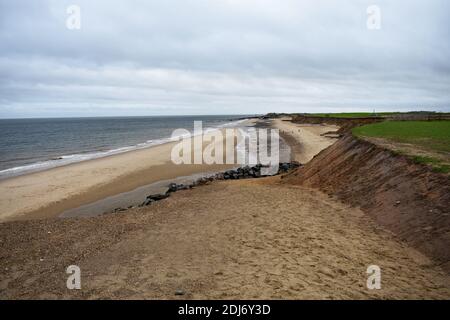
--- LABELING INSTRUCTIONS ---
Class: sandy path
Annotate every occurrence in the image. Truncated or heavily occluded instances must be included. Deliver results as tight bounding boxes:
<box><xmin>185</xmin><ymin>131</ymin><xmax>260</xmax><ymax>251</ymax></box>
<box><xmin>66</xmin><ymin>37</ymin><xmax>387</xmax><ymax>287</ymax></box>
<box><xmin>271</xmin><ymin>118</ymin><xmax>339</xmax><ymax>163</ymax></box>
<box><xmin>1</xmin><ymin>178</ymin><xmax>448</xmax><ymax>299</ymax></box>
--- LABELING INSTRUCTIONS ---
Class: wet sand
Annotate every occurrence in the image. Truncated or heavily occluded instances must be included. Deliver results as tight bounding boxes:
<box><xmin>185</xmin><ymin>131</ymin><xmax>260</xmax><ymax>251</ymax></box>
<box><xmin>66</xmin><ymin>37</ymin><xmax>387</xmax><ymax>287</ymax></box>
<box><xmin>0</xmin><ymin>125</ymin><xmax>249</xmax><ymax>222</ymax></box>
<box><xmin>1</xmin><ymin>118</ymin><xmax>449</xmax><ymax>299</ymax></box>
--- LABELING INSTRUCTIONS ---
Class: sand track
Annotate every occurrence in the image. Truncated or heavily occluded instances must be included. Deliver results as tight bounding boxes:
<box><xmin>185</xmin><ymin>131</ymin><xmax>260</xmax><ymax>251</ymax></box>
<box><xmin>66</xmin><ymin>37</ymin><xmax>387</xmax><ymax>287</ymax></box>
<box><xmin>1</xmin><ymin>178</ymin><xmax>448</xmax><ymax>299</ymax></box>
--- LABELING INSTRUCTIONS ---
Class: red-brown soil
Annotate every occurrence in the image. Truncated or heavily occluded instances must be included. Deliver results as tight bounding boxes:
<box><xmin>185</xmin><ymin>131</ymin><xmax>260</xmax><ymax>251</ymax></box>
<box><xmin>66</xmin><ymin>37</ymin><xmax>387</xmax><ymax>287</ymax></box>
<box><xmin>291</xmin><ymin>115</ymin><xmax>383</xmax><ymax>134</ymax></box>
<box><xmin>282</xmin><ymin>134</ymin><xmax>450</xmax><ymax>272</ymax></box>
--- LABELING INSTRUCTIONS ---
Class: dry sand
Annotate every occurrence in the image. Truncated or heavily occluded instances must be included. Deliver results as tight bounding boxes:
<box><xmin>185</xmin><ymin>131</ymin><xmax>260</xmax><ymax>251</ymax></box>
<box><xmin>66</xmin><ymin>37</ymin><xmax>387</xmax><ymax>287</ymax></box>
<box><xmin>1</xmin><ymin>178</ymin><xmax>448</xmax><ymax>299</ymax></box>
<box><xmin>0</xmin><ymin>126</ymin><xmax>247</xmax><ymax>222</ymax></box>
<box><xmin>271</xmin><ymin>118</ymin><xmax>339</xmax><ymax>163</ymax></box>
<box><xmin>1</xmin><ymin>117</ymin><xmax>448</xmax><ymax>299</ymax></box>
<box><xmin>0</xmin><ymin>117</ymin><xmax>332</xmax><ymax>222</ymax></box>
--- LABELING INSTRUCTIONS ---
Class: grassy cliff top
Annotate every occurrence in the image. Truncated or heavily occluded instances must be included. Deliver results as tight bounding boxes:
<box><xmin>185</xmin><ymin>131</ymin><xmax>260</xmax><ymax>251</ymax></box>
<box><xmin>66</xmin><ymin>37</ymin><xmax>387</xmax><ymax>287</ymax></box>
<box><xmin>352</xmin><ymin>120</ymin><xmax>450</xmax><ymax>173</ymax></box>
<box><xmin>307</xmin><ymin>112</ymin><xmax>450</xmax><ymax>119</ymax></box>
<box><xmin>310</xmin><ymin>112</ymin><xmax>396</xmax><ymax>118</ymax></box>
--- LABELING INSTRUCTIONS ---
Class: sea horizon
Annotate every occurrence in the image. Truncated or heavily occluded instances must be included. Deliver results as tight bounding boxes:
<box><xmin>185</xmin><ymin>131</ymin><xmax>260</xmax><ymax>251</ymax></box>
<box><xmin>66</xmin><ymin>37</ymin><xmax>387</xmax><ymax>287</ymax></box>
<box><xmin>0</xmin><ymin>113</ymin><xmax>261</xmax><ymax>120</ymax></box>
<box><xmin>0</xmin><ymin>115</ymin><xmax>255</xmax><ymax>179</ymax></box>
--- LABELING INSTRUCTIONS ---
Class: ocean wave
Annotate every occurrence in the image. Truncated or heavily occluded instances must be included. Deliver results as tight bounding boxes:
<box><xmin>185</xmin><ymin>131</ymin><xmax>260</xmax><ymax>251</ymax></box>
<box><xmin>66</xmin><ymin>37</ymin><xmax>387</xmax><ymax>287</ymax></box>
<box><xmin>0</xmin><ymin>118</ymin><xmax>249</xmax><ymax>179</ymax></box>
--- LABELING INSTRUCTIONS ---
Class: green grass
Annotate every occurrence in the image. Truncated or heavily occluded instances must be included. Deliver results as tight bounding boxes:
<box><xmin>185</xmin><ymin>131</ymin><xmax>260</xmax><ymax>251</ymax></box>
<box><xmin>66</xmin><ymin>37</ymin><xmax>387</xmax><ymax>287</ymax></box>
<box><xmin>433</xmin><ymin>165</ymin><xmax>450</xmax><ymax>173</ymax></box>
<box><xmin>412</xmin><ymin>156</ymin><xmax>450</xmax><ymax>173</ymax></box>
<box><xmin>309</xmin><ymin>112</ymin><xmax>397</xmax><ymax>118</ymax></box>
<box><xmin>307</xmin><ymin>112</ymin><xmax>450</xmax><ymax>119</ymax></box>
<box><xmin>352</xmin><ymin>120</ymin><xmax>450</xmax><ymax>173</ymax></box>
<box><xmin>352</xmin><ymin>121</ymin><xmax>450</xmax><ymax>153</ymax></box>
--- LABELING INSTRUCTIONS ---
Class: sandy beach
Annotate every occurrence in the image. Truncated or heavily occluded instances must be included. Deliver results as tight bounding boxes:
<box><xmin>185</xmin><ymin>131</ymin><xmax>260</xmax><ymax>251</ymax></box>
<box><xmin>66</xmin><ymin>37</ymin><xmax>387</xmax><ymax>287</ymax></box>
<box><xmin>1</xmin><ymin>117</ymin><xmax>449</xmax><ymax>299</ymax></box>
<box><xmin>272</xmin><ymin>117</ymin><xmax>339</xmax><ymax>163</ymax></box>
<box><xmin>0</xmin><ymin>118</ymin><xmax>334</xmax><ymax>222</ymax></box>
<box><xmin>0</xmin><ymin>124</ymin><xmax>253</xmax><ymax>222</ymax></box>
<box><xmin>1</xmin><ymin>174</ymin><xmax>449</xmax><ymax>299</ymax></box>
<box><xmin>3</xmin><ymin>0</ymin><xmax>449</xmax><ymax>303</ymax></box>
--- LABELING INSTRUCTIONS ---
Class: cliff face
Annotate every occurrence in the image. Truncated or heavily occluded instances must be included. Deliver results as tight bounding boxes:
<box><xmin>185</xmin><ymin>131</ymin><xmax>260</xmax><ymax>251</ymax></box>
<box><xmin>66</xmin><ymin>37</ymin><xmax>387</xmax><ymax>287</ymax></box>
<box><xmin>283</xmin><ymin>134</ymin><xmax>450</xmax><ymax>272</ymax></box>
<box><xmin>291</xmin><ymin>116</ymin><xmax>383</xmax><ymax>134</ymax></box>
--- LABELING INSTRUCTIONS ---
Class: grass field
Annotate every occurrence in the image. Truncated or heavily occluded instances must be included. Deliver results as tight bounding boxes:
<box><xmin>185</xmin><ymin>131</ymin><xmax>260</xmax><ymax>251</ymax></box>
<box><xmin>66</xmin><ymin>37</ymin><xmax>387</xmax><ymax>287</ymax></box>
<box><xmin>352</xmin><ymin>120</ymin><xmax>450</xmax><ymax>173</ymax></box>
<box><xmin>307</xmin><ymin>112</ymin><xmax>449</xmax><ymax>118</ymax></box>
<box><xmin>310</xmin><ymin>112</ymin><xmax>397</xmax><ymax>118</ymax></box>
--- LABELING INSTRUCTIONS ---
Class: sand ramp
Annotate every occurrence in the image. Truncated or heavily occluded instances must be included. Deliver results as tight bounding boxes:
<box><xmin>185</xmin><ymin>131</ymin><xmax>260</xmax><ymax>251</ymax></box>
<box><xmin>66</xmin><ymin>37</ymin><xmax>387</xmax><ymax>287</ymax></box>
<box><xmin>1</xmin><ymin>178</ymin><xmax>448</xmax><ymax>299</ymax></box>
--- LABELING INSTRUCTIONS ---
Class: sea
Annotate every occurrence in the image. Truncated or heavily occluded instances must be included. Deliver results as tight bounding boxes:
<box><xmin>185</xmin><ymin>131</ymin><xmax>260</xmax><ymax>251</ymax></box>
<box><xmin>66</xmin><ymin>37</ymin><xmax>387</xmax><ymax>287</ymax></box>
<box><xmin>0</xmin><ymin>115</ymin><xmax>255</xmax><ymax>179</ymax></box>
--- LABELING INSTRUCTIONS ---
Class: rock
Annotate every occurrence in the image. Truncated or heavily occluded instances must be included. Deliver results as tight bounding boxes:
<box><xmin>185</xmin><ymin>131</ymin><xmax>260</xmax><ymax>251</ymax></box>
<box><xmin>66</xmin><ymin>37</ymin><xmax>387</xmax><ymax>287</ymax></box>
<box><xmin>168</xmin><ymin>183</ymin><xmax>190</xmax><ymax>192</ymax></box>
<box><xmin>137</xmin><ymin>161</ymin><xmax>301</xmax><ymax>209</ymax></box>
<box><xmin>140</xmin><ymin>192</ymin><xmax>170</xmax><ymax>207</ymax></box>
<box><xmin>168</xmin><ymin>183</ymin><xmax>178</xmax><ymax>192</ymax></box>
<box><xmin>147</xmin><ymin>193</ymin><xmax>169</xmax><ymax>201</ymax></box>
<box><xmin>140</xmin><ymin>199</ymin><xmax>154</xmax><ymax>206</ymax></box>
<box><xmin>175</xmin><ymin>289</ymin><xmax>185</xmax><ymax>296</ymax></box>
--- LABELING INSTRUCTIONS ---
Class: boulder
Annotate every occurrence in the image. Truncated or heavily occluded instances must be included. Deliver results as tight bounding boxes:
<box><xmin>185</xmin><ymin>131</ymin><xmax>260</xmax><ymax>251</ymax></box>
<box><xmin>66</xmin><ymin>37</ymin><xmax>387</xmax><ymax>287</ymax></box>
<box><xmin>139</xmin><ymin>192</ymin><xmax>170</xmax><ymax>207</ymax></box>
<box><xmin>168</xmin><ymin>183</ymin><xmax>178</xmax><ymax>192</ymax></box>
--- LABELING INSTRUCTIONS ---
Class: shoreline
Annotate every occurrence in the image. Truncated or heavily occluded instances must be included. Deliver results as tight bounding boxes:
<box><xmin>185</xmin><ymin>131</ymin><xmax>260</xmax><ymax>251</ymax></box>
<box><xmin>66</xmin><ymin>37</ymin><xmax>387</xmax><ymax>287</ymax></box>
<box><xmin>0</xmin><ymin>120</ymin><xmax>257</xmax><ymax>222</ymax></box>
<box><xmin>0</xmin><ymin>118</ymin><xmax>338</xmax><ymax>222</ymax></box>
<box><xmin>2</xmin><ymin>117</ymin><xmax>448</xmax><ymax>299</ymax></box>
<box><xmin>0</xmin><ymin>118</ymin><xmax>251</xmax><ymax>181</ymax></box>
<box><xmin>269</xmin><ymin>117</ymin><xmax>340</xmax><ymax>163</ymax></box>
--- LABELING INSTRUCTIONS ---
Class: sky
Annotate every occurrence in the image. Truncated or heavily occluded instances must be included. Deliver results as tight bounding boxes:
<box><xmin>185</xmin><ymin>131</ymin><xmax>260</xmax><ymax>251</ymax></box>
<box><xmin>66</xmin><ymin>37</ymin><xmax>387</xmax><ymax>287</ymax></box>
<box><xmin>0</xmin><ymin>0</ymin><xmax>449</xmax><ymax>118</ymax></box>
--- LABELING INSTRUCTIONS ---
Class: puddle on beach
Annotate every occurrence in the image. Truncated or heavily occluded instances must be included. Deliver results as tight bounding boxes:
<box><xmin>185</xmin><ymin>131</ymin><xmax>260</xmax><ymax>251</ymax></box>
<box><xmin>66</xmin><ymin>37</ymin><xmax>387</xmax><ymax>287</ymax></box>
<box><xmin>59</xmin><ymin>171</ymin><xmax>221</xmax><ymax>218</ymax></box>
<box><xmin>60</xmin><ymin>134</ymin><xmax>292</xmax><ymax>218</ymax></box>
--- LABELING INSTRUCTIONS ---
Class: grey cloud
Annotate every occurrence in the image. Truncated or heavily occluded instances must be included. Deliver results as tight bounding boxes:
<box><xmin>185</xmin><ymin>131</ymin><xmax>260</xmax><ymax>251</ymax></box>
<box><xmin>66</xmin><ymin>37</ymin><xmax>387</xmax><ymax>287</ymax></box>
<box><xmin>0</xmin><ymin>0</ymin><xmax>449</xmax><ymax>117</ymax></box>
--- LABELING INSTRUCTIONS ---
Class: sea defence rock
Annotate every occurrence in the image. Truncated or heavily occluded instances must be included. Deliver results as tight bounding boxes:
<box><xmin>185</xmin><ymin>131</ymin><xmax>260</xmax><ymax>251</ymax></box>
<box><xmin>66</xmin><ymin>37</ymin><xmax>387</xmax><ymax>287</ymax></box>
<box><xmin>140</xmin><ymin>192</ymin><xmax>170</xmax><ymax>206</ymax></box>
<box><xmin>137</xmin><ymin>162</ymin><xmax>301</xmax><ymax>208</ymax></box>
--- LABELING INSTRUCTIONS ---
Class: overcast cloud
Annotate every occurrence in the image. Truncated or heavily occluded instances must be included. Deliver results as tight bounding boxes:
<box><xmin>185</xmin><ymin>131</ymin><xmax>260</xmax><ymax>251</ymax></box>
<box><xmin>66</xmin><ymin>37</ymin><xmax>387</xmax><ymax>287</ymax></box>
<box><xmin>0</xmin><ymin>0</ymin><xmax>449</xmax><ymax>117</ymax></box>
